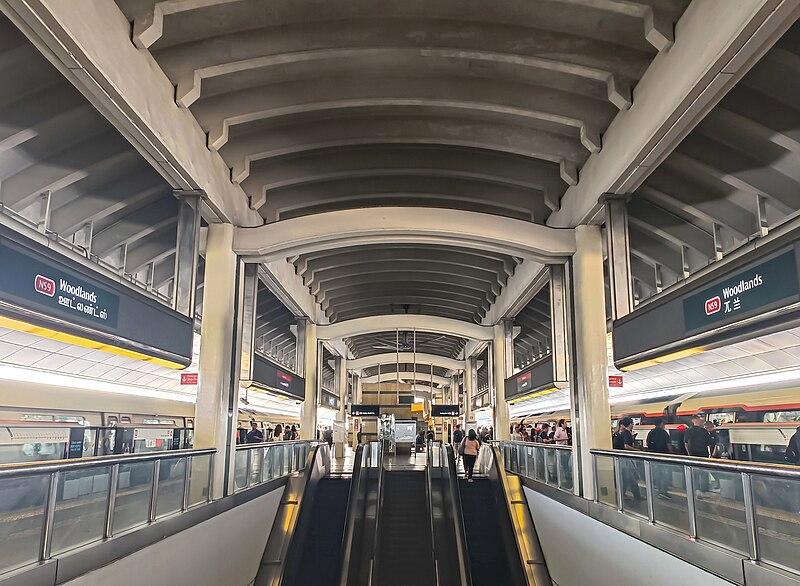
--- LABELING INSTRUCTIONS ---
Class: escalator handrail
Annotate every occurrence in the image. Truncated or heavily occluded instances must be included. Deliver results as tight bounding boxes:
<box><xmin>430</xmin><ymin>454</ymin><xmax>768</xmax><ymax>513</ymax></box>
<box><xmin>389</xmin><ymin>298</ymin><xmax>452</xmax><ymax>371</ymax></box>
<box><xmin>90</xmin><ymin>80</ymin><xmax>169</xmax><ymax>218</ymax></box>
<box><xmin>337</xmin><ymin>443</ymin><xmax>365</xmax><ymax>586</ymax></box>
<box><xmin>442</xmin><ymin>443</ymin><xmax>473</xmax><ymax>586</ymax></box>
<box><xmin>368</xmin><ymin>443</ymin><xmax>386</xmax><ymax>585</ymax></box>
<box><xmin>425</xmin><ymin>442</ymin><xmax>442</xmax><ymax>585</ymax></box>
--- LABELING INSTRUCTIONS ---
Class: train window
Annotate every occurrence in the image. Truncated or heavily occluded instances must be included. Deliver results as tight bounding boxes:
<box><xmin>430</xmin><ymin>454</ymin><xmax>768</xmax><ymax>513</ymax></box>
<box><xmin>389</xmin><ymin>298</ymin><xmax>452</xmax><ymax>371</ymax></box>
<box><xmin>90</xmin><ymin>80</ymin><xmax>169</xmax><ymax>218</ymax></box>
<box><xmin>711</xmin><ymin>412</ymin><xmax>737</xmax><ymax>425</ymax></box>
<box><xmin>120</xmin><ymin>416</ymin><xmax>132</xmax><ymax>424</ymax></box>
<box><xmin>142</xmin><ymin>418</ymin><xmax>176</xmax><ymax>425</ymax></box>
<box><xmin>763</xmin><ymin>411</ymin><xmax>800</xmax><ymax>423</ymax></box>
<box><xmin>20</xmin><ymin>414</ymin><xmax>55</xmax><ymax>422</ymax></box>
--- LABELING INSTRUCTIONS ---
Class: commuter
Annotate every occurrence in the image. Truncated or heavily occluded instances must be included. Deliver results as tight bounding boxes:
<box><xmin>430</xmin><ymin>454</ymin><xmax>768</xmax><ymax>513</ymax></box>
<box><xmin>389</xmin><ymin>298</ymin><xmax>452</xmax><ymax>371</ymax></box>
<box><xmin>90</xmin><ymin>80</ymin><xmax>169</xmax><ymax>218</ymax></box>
<box><xmin>460</xmin><ymin>429</ymin><xmax>481</xmax><ymax>482</ymax></box>
<box><xmin>323</xmin><ymin>426</ymin><xmax>333</xmax><ymax>448</ymax></box>
<box><xmin>246</xmin><ymin>421</ymin><xmax>264</xmax><ymax>444</ymax></box>
<box><xmin>684</xmin><ymin>415</ymin><xmax>713</xmax><ymax>496</ymax></box>
<box><xmin>538</xmin><ymin>424</ymin><xmax>553</xmax><ymax>444</ymax></box>
<box><xmin>290</xmin><ymin>425</ymin><xmax>299</xmax><ymax>440</ymax></box>
<box><xmin>613</xmin><ymin>417</ymin><xmax>642</xmax><ymax>501</ymax></box>
<box><xmin>554</xmin><ymin>419</ymin><xmax>569</xmax><ymax>445</ymax></box>
<box><xmin>273</xmin><ymin>424</ymin><xmax>283</xmax><ymax>442</ymax></box>
<box><xmin>785</xmin><ymin>426</ymin><xmax>800</xmax><ymax>465</ymax></box>
<box><xmin>511</xmin><ymin>425</ymin><xmax>524</xmax><ymax>441</ymax></box>
<box><xmin>236</xmin><ymin>424</ymin><xmax>247</xmax><ymax>445</ymax></box>
<box><xmin>646</xmin><ymin>418</ymin><xmax>672</xmax><ymax>499</ymax></box>
<box><xmin>426</xmin><ymin>429</ymin><xmax>435</xmax><ymax>442</ymax></box>
<box><xmin>452</xmin><ymin>424</ymin><xmax>465</xmax><ymax>460</ymax></box>
<box><xmin>704</xmin><ymin>421</ymin><xmax>720</xmax><ymax>458</ymax></box>
<box><xmin>415</xmin><ymin>430</ymin><xmax>425</xmax><ymax>452</ymax></box>
<box><xmin>357</xmin><ymin>429</ymin><xmax>364</xmax><ymax>445</ymax></box>
<box><xmin>488</xmin><ymin>426</ymin><xmax>494</xmax><ymax>441</ymax></box>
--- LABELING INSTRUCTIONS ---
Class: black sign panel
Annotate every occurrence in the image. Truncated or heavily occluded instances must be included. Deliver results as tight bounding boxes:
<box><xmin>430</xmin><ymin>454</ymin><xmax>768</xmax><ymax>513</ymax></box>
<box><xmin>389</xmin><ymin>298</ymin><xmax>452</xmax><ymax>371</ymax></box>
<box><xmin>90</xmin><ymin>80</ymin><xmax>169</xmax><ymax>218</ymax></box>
<box><xmin>683</xmin><ymin>249</ymin><xmax>799</xmax><ymax>333</ymax></box>
<box><xmin>432</xmin><ymin>404</ymin><xmax>460</xmax><ymax>417</ymax></box>
<box><xmin>251</xmin><ymin>353</ymin><xmax>305</xmax><ymax>401</ymax></box>
<box><xmin>67</xmin><ymin>428</ymin><xmax>85</xmax><ymax>459</ymax></box>
<box><xmin>471</xmin><ymin>392</ymin><xmax>487</xmax><ymax>411</ymax></box>
<box><xmin>321</xmin><ymin>390</ymin><xmax>340</xmax><ymax>410</ymax></box>
<box><xmin>398</xmin><ymin>395</ymin><xmax>414</xmax><ymax>405</ymax></box>
<box><xmin>0</xmin><ymin>227</ymin><xmax>192</xmax><ymax>366</ymax></box>
<box><xmin>614</xmin><ymin>241</ymin><xmax>800</xmax><ymax>369</ymax></box>
<box><xmin>351</xmin><ymin>404</ymin><xmax>380</xmax><ymax>417</ymax></box>
<box><xmin>504</xmin><ymin>354</ymin><xmax>564</xmax><ymax>402</ymax></box>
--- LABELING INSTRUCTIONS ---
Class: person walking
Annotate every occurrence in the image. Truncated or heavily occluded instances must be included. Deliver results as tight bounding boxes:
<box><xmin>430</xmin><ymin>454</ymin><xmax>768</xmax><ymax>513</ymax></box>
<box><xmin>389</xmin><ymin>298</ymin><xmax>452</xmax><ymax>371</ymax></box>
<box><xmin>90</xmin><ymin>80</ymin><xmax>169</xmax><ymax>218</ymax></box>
<box><xmin>246</xmin><ymin>421</ymin><xmax>264</xmax><ymax>444</ymax></box>
<box><xmin>460</xmin><ymin>429</ymin><xmax>481</xmax><ymax>482</ymax></box>
<box><xmin>785</xmin><ymin>426</ymin><xmax>800</xmax><ymax>465</ymax></box>
<box><xmin>323</xmin><ymin>426</ymin><xmax>333</xmax><ymax>448</ymax></box>
<box><xmin>646</xmin><ymin>418</ymin><xmax>672</xmax><ymax>499</ymax></box>
<box><xmin>613</xmin><ymin>417</ymin><xmax>642</xmax><ymax>501</ymax></box>
<box><xmin>452</xmin><ymin>424</ymin><xmax>465</xmax><ymax>461</ymax></box>
<box><xmin>684</xmin><ymin>415</ymin><xmax>713</xmax><ymax>496</ymax></box>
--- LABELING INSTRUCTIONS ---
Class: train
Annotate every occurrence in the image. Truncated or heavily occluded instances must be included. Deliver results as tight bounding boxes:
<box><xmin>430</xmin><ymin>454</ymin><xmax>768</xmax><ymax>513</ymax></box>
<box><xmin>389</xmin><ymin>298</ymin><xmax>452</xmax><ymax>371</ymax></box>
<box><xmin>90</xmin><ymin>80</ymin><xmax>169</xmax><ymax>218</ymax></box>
<box><xmin>0</xmin><ymin>378</ymin><xmax>300</xmax><ymax>465</ymax></box>
<box><xmin>511</xmin><ymin>386</ymin><xmax>800</xmax><ymax>464</ymax></box>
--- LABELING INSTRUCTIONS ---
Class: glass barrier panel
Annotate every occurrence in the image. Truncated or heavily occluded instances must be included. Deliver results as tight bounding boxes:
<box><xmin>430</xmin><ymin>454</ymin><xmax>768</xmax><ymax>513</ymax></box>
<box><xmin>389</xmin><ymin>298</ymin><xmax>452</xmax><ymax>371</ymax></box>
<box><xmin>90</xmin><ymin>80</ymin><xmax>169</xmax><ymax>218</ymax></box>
<box><xmin>188</xmin><ymin>454</ymin><xmax>212</xmax><ymax>507</ymax></box>
<box><xmin>753</xmin><ymin>474</ymin><xmax>800</xmax><ymax>573</ymax></box>
<box><xmin>620</xmin><ymin>459</ymin><xmax>648</xmax><ymax>519</ymax></box>
<box><xmin>0</xmin><ymin>475</ymin><xmax>48</xmax><ymax>574</ymax></box>
<box><xmin>545</xmin><ymin>448</ymin><xmax>558</xmax><ymax>485</ymax></box>
<box><xmin>155</xmin><ymin>458</ymin><xmax>186</xmax><ymax>519</ymax></box>
<box><xmin>234</xmin><ymin>450</ymin><xmax>248</xmax><ymax>492</ymax></box>
<box><xmin>113</xmin><ymin>461</ymin><xmax>154</xmax><ymax>534</ymax></box>
<box><xmin>651</xmin><ymin>461</ymin><xmax>689</xmax><ymax>534</ymax></box>
<box><xmin>262</xmin><ymin>447</ymin><xmax>275</xmax><ymax>482</ymax></box>
<box><xmin>558</xmin><ymin>450</ymin><xmax>574</xmax><ymax>491</ymax></box>
<box><xmin>525</xmin><ymin>446</ymin><xmax>535</xmax><ymax>479</ymax></box>
<box><xmin>51</xmin><ymin>467</ymin><xmax>111</xmax><ymax>555</ymax></box>
<box><xmin>283</xmin><ymin>445</ymin><xmax>291</xmax><ymax>476</ymax></box>
<box><xmin>594</xmin><ymin>455</ymin><xmax>617</xmax><ymax>507</ymax></box>
<box><xmin>534</xmin><ymin>447</ymin><xmax>546</xmax><ymax>482</ymax></box>
<box><xmin>248</xmin><ymin>448</ymin><xmax>262</xmax><ymax>487</ymax></box>
<box><xmin>692</xmin><ymin>468</ymin><xmax>748</xmax><ymax>555</ymax></box>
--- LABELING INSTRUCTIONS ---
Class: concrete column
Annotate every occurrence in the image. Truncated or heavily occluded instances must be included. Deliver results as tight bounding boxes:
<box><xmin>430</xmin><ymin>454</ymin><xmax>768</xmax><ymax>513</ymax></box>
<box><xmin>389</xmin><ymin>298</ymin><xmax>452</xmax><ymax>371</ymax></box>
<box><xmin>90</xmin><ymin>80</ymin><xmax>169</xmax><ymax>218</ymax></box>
<box><xmin>571</xmin><ymin>225</ymin><xmax>611</xmax><ymax>499</ymax></box>
<box><xmin>355</xmin><ymin>375</ymin><xmax>363</xmax><ymax>404</ymax></box>
<box><xmin>336</xmin><ymin>356</ymin><xmax>348</xmax><ymax>423</ymax></box>
<box><xmin>300</xmin><ymin>321</ymin><xmax>318</xmax><ymax>440</ymax></box>
<box><xmin>492</xmin><ymin>319</ymin><xmax>513</xmax><ymax>440</ymax></box>
<box><xmin>195</xmin><ymin>224</ymin><xmax>239</xmax><ymax>500</ymax></box>
<box><xmin>464</xmin><ymin>358</ymin><xmax>475</xmax><ymax>424</ymax></box>
<box><xmin>604</xmin><ymin>196</ymin><xmax>633</xmax><ymax>321</ymax></box>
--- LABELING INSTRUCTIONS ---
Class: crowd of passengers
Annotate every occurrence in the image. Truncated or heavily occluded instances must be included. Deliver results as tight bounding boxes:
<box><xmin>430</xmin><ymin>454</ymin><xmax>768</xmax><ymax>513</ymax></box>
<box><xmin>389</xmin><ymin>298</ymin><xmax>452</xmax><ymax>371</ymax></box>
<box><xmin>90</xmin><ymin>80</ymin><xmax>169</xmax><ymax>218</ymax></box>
<box><xmin>236</xmin><ymin>421</ymin><xmax>299</xmax><ymax>444</ymax></box>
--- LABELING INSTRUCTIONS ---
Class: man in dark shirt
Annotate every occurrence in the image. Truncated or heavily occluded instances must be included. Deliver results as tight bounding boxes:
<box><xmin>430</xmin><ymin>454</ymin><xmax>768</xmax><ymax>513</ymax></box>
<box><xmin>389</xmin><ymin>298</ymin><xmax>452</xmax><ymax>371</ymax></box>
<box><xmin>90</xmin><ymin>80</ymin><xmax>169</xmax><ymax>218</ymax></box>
<box><xmin>613</xmin><ymin>417</ymin><xmax>641</xmax><ymax>501</ymax></box>
<box><xmin>786</xmin><ymin>426</ymin><xmax>800</xmax><ymax>465</ymax></box>
<box><xmin>246</xmin><ymin>421</ymin><xmax>264</xmax><ymax>444</ymax></box>
<box><xmin>684</xmin><ymin>415</ymin><xmax>712</xmax><ymax>495</ymax></box>
<box><xmin>646</xmin><ymin>418</ymin><xmax>672</xmax><ymax>499</ymax></box>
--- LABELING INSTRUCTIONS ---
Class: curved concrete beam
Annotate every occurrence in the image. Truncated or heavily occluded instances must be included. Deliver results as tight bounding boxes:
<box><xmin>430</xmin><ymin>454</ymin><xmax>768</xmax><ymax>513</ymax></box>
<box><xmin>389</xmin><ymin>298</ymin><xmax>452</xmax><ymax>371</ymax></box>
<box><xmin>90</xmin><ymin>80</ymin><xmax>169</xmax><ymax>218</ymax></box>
<box><xmin>194</xmin><ymin>78</ymin><xmax>609</xmax><ymax>153</ymax></box>
<box><xmin>361</xmin><ymin>373</ymin><xmax>452</xmax><ymax>387</ymax></box>
<box><xmin>220</xmin><ymin>116</ymin><xmax>586</xmax><ymax>187</ymax></box>
<box><xmin>317</xmin><ymin>315</ymin><xmax>494</xmax><ymax>342</ymax></box>
<box><xmin>349</xmin><ymin>353</ymin><xmax>464</xmax><ymax>372</ymax></box>
<box><xmin>233</xmin><ymin>207</ymin><xmax>576</xmax><ymax>262</ymax></box>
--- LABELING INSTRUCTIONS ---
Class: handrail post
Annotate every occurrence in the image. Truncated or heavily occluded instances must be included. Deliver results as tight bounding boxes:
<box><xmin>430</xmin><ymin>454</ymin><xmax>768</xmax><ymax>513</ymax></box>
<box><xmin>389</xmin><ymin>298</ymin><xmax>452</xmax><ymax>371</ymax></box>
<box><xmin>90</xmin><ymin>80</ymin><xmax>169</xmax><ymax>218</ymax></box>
<box><xmin>613</xmin><ymin>456</ymin><xmax>624</xmax><ymax>511</ymax></box>
<box><xmin>182</xmin><ymin>456</ymin><xmax>192</xmax><ymax>511</ymax></box>
<box><xmin>684</xmin><ymin>466</ymin><xmax>697</xmax><ymax>539</ymax></box>
<box><xmin>741</xmin><ymin>472</ymin><xmax>759</xmax><ymax>561</ymax></box>
<box><xmin>556</xmin><ymin>448</ymin><xmax>562</xmax><ymax>488</ymax></box>
<box><xmin>644</xmin><ymin>460</ymin><xmax>655</xmax><ymax>523</ymax></box>
<box><xmin>40</xmin><ymin>471</ymin><xmax>58</xmax><ymax>561</ymax></box>
<box><xmin>246</xmin><ymin>447</ymin><xmax>253</xmax><ymax>487</ymax></box>
<box><xmin>261</xmin><ymin>447</ymin><xmax>268</xmax><ymax>483</ymax></box>
<box><xmin>207</xmin><ymin>452</ymin><xmax>215</xmax><ymax>503</ymax></box>
<box><xmin>592</xmin><ymin>453</ymin><xmax>599</xmax><ymax>501</ymax></box>
<box><xmin>149</xmin><ymin>459</ymin><xmax>160</xmax><ymax>522</ymax></box>
<box><xmin>105</xmin><ymin>464</ymin><xmax>120</xmax><ymax>538</ymax></box>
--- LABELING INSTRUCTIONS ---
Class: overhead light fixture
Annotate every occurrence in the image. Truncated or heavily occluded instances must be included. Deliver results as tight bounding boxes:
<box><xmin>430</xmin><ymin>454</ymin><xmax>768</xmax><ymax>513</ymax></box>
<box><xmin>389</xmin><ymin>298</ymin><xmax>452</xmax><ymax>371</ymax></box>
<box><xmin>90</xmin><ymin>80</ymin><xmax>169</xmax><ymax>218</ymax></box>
<box><xmin>0</xmin><ymin>314</ymin><xmax>187</xmax><ymax>370</ymax></box>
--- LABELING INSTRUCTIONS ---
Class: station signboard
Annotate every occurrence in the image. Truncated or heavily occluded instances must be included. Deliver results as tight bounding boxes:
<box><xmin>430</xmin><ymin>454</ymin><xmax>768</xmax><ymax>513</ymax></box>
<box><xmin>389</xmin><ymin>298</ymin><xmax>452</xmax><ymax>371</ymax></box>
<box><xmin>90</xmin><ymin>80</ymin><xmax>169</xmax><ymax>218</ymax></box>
<box><xmin>614</xmin><ymin>241</ymin><xmax>800</xmax><ymax>370</ymax></box>
<box><xmin>0</xmin><ymin>226</ymin><xmax>193</xmax><ymax>367</ymax></box>
<box><xmin>504</xmin><ymin>354</ymin><xmax>567</xmax><ymax>402</ymax></box>
<box><xmin>351</xmin><ymin>405</ymin><xmax>380</xmax><ymax>417</ymax></box>
<box><xmin>249</xmin><ymin>353</ymin><xmax>305</xmax><ymax>401</ymax></box>
<box><xmin>432</xmin><ymin>404</ymin><xmax>460</xmax><ymax>417</ymax></box>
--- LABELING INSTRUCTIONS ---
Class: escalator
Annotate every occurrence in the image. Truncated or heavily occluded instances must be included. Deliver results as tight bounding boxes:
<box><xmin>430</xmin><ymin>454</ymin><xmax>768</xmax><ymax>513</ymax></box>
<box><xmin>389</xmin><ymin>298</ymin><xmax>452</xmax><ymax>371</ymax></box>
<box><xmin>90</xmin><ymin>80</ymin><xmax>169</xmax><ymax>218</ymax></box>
<box><xmin>459</xmin><ymin>477</ymin><xmax>525</xmax><ymax>585</ymax></box>
<box><xmin>282</xmin><ymin>476</ymin><xmax>351</xmax><ymax>585</ymax></box>
<box><xmin>373</xmin><ymin>471</ymin><xmax>437</xmax><ymax>586</ymax></box>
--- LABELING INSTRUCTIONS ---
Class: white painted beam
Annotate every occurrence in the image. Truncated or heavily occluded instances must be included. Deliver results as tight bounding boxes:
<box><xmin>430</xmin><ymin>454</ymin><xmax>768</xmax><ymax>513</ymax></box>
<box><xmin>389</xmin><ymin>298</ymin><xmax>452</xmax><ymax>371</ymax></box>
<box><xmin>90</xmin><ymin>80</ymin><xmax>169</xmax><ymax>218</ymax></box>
<box><xmin>1</xmin><ymin>0</ymin><xmax>262</xmax><ymax>227</ymax></box>
<box><xmin>318</xmin><ymin>315</ymin><xmax>494</xmax><ymax>342</ymax></box>
<box><xmin>547</xmin><ymin>0</ymin><xmax>800</xmax><ymax>229</ymax></box>
<box><xmin>258</xmin><ymin>260</ymin><xmax>327</xmax><ymax>324</ymax></box>
<box><xmin>482</xmin><ymin>260</ymin><xmax>549</xmax><ymax>325</ymax></box>
<box><xmin>362</xmin><ymin>373</ymin><xmax>451</xmax><ymax>387</ymax></box>
<box><xmin>234</xmin><ymin>207</ymin><xmax>575</xmax><ymax>262</ymax></box>
<box><xmin>349</xmin><ymin>353</ymin><xmax>464</xmax><ymax>372</ymax></box>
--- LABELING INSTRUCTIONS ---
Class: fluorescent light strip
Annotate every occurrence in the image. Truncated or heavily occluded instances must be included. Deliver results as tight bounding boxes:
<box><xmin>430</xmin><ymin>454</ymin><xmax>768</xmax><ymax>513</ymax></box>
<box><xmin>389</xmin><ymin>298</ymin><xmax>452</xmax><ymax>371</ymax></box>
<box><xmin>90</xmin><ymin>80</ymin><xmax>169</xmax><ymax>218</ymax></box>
<box><xmin>0</xmin><ymin>363</ymin><xmax>195</xmax><ymax>403</ymax></box>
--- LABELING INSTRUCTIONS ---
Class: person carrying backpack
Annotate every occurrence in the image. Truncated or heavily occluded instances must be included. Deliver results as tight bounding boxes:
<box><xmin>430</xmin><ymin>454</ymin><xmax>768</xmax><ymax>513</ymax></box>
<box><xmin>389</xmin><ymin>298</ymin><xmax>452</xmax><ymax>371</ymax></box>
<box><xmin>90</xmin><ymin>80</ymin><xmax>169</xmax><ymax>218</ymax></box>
<box><xmin>452</xmin><ymin>424</ymin><xmax>465</xmax><ymax>460</ymax></box>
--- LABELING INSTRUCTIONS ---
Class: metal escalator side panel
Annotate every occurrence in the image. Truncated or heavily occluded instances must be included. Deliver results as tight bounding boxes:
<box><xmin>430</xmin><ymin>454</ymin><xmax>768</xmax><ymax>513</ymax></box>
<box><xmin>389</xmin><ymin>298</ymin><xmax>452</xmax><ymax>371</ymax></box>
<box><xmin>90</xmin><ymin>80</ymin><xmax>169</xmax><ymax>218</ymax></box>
<box><xmin>338</xmin><ymin>443</ymin><xmax>365</xmax><ymax>586</ymax></box>
<box><xmin>255</xmin><ymin>443</ymin><xmax>331</xmax><ymax>586</ymax></box>
<box><xmin>440</xmin><ymin>443</ymin><xmax>473</xmax><ymax>586</ymax></box>
<box><xmin>488</xmin><ymin>445</ymin><xmax>553</xmax><ymax>586</ymax></box>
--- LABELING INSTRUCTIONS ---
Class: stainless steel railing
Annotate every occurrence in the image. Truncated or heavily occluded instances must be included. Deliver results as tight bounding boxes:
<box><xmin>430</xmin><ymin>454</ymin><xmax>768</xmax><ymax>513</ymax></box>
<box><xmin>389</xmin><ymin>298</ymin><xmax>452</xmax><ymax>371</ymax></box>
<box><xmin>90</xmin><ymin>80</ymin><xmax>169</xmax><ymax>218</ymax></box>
<box><xmin>233</xmin><ymin>440</ymin><xmax>314</xmax><ymax>492</ymax></box>
<box><xmin>496</xmin><ymin>441</ymin><xmax>575</xmax><ymax>492</ymax></box>
<box><xmin>590</xmin><ymin>448</ymin><xmax>800</xmax><ymax>575</ymax></box>
<box><xmin>0</xmin><ymin>448</ymin><xmax>214</xmax><ymax>577</ymax></box>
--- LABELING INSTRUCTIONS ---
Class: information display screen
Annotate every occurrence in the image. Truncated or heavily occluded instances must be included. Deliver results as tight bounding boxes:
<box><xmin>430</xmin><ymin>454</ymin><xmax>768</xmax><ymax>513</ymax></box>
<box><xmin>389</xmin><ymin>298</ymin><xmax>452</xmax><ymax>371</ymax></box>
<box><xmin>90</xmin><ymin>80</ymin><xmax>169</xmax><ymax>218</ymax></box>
<box><xmin>351</xmin><ymin>405</ymin><xmax>380</xmax><ymax>417</ymax></box>
<box><xmin>432</xmin><ymin>404</ymin><xmax>460</xmax><ymax>417</ymax></box>
<box><xmin>251</xmin><ymin>354</ymin><xmax>305</xmax><ymax>401</ymax></box>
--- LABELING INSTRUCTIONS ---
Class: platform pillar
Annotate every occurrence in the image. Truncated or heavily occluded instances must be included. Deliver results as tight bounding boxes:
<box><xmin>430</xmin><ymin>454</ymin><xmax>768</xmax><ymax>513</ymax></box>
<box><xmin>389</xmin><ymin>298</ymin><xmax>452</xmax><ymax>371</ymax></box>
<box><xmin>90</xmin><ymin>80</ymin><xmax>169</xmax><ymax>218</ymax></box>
<box><xmin>299</xmin><ymin>319</ymin><xmax>318</xmax><ymax>440</ymax></box>
<box><xmin>492</xmin><ymin>319</ymin><xmax>513</xmax><ymax>440</ymax></box>
<box><xmin>195</xmin><ymin>223</ymin><xmax>239</xmax><ymax>500</ymax></box>
<box><xmin>571</xmin><ymin>225</ymin><xmax>611</xmax><ymax>499</ymax></box>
